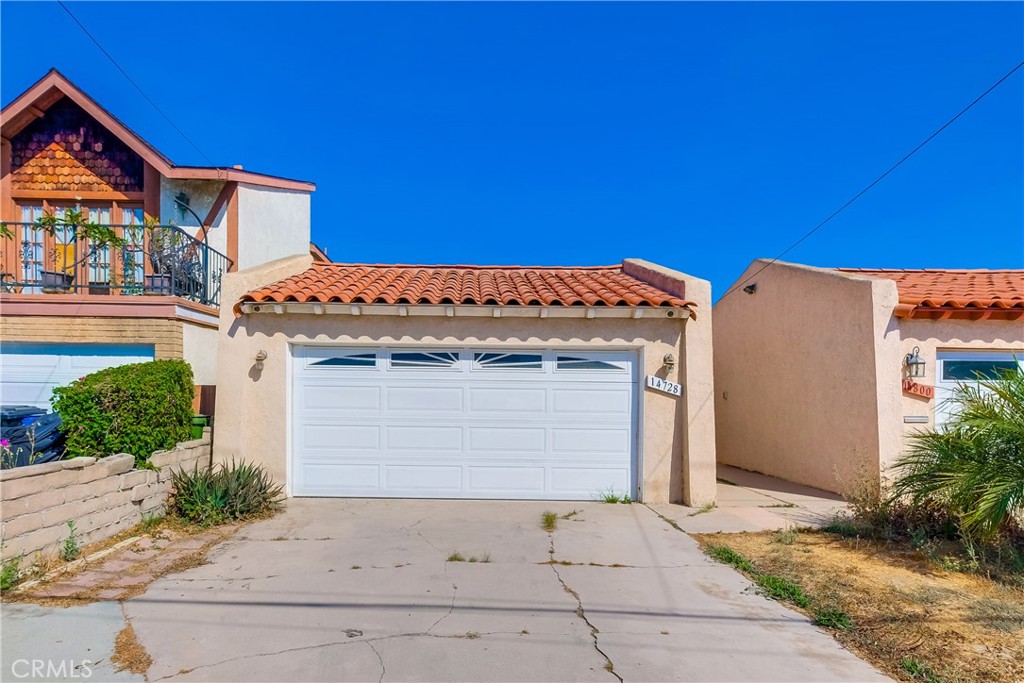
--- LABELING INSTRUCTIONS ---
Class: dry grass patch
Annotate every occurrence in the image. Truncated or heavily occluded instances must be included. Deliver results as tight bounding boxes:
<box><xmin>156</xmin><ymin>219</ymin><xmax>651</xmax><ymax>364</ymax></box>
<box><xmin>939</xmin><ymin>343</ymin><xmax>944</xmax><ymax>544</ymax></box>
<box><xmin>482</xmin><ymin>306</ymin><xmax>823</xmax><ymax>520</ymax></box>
<box><xmin>111</xmin><ymin>622</ymin><xmax>152</xmax><ymax>674</ymax></box>
<box><xmin>695</xmin><ymin>530</ymin><xmax>1024</xmax><ymax>683</ymax></box>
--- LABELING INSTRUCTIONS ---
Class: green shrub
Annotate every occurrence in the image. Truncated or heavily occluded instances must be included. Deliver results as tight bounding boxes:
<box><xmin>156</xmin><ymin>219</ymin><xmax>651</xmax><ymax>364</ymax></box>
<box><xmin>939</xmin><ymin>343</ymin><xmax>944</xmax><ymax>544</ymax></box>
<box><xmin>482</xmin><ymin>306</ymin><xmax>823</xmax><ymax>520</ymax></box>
<box><xmin>53</xmin><ymin>359</ymin><xmax>193</xmax><ymax>465</ymax></box>
<box><xmin>170</xmin><ymin>460</ymin><xmax>284</xmax><ymax>526</ymax></box>
<box><xmin>891</xmin><ymin>365</ymin><xmax>1024</xmax><ymax>540</ymax></box>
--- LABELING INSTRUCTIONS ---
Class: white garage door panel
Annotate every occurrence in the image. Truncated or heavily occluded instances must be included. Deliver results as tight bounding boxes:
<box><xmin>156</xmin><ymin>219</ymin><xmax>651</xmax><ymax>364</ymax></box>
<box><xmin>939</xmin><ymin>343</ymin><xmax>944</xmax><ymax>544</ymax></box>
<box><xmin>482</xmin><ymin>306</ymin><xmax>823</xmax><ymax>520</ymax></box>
<box><xmin>292</xmin><ymin>347</ymin><xmax>638</xmax><ymax>500</ymax></box>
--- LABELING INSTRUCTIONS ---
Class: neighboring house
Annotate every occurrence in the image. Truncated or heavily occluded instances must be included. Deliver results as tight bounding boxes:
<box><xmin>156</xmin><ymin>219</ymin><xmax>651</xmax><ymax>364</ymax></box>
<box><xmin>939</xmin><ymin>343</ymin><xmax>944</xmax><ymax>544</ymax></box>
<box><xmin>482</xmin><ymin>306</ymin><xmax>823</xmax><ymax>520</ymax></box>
<box><xmin>0</xmin><ymin>69</ymin><xmax>316</xmax><ymax>410</ymax></box>
<box><xmin>713</xmin><ymin>260</ymin><xmax>1024</xmax><ymax>494</ymax></box>
<box><xmin>214</xmin><ymin>256</ymin><xmax>717</xmax><ymax>505</ymax></box>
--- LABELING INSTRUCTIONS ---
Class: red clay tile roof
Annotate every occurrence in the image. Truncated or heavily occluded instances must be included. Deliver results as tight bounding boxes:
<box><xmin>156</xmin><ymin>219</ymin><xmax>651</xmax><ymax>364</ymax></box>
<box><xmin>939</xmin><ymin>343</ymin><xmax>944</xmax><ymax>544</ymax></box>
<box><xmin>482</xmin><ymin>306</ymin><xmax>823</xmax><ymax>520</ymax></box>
<box><xmin>240</xmin><ymin>263</ymin><xmax>695</xmax><ymax>311</ymax></box>
<box><xmin>837</xmin><ymin>268</ymin><xmax>1024</xmax><ymax>319</ymax></box>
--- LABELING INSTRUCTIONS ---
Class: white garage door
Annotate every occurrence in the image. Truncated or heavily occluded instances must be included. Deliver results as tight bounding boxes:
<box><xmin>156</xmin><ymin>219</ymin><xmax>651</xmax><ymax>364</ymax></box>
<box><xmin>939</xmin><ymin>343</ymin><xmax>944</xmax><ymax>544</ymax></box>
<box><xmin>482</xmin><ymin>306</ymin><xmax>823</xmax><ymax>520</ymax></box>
<box><xmin>0</xmin><ymin>342</ymin><xmax>156</xmax><ymax>409</ymax></box>
<box><xmin>291</xmin><ymin>347</ymin><xmax>638</xmax><ymax>500</ymax></box>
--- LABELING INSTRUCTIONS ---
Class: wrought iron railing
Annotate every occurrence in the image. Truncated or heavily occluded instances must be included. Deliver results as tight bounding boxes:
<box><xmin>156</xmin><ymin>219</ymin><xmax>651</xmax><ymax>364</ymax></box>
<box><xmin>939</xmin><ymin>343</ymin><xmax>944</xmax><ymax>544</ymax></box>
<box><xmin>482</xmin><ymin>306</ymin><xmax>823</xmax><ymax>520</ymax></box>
<box><xmin>0</xmin><ymin>223</ymin><xmax>231</xmax><ymax>307</ymax></box>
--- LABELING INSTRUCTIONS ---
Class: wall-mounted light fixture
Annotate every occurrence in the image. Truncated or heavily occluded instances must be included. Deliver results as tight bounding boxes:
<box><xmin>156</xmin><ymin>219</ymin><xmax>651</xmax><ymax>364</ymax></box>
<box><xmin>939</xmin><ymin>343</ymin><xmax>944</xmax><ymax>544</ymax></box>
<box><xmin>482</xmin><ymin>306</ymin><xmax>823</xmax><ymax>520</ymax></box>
<box><xmin>662</xmin><ymin>353</ymin><xmax>676</xmax><ymax>371</ymax></box>
<box><xmin>904</xmin><ymin>346</ymin><xmax>926</xmax><ymax>378</ymax></box>
<box><xmin>174</xmin><ymin>191</ymin><xmax>191</xmax><ymax>221</ymax></box>
<box><xmin>743</xmin><ymin>283</ymin><xmax>757</xmax><ymax>295</ymax></box>
<box><xmin>254</xmin><ymin>350</ymin><xmax>268</xmax><ymax>370</ymax></box>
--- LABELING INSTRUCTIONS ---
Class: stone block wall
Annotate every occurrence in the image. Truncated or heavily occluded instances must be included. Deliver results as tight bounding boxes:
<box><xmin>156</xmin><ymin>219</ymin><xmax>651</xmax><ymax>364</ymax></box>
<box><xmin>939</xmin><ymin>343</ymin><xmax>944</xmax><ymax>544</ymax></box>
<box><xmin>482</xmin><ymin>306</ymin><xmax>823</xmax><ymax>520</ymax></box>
<box><xmin>0</xmin><ymin>432</ymin><xmax>210</xmax><ymax>566</ymax></box>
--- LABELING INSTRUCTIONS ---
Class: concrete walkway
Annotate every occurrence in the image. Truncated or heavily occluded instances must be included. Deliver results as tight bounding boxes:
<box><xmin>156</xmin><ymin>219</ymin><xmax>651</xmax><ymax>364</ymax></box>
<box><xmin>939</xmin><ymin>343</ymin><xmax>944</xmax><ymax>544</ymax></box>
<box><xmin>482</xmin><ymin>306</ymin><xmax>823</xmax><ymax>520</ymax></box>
<box><xmin>649</xmin><ymin>465</ymin><xmax>848</xmax><ymax>534</ymax></box>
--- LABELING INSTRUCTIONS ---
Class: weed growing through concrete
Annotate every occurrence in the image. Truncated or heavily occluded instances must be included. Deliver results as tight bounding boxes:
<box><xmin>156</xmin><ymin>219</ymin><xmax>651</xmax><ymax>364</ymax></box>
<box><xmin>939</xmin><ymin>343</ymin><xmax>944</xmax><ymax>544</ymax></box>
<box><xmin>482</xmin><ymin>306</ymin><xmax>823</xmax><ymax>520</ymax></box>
<box><xmin>541</xmin><ymin>512</ymin><xmax>558</xmax><ymax>532</ymax></box>
<box><xmin>688</xmin><ymin>503</ymin><xmax>716</xmax><ymax>517</ymax></box>
<box><xmin>560</xmin><ymin>510</ymin><xmax>582</xmax><ymax>520</ymax></box>
<box><xmin>60</xmin><ymin>521</ymin><xmax>80</xmax><ymax>562</ymax></box>
<box><xmin>814</xmin><ymin>607</ymin><xmax>854</xmax><ymax>631</ymax></box>
<box><xmin>350</xmin><ymin>565</ymin><xmax>361</xmax><ymax>570</ymax></box>
<box><xmin>447</xmin><ymin>552</ymin><xmax>466</xmax><ymax>562</ymax></box>
<box><xmin>596</xmin><ymin>488</ymin><xmax>631</xmax><ymax>504</ymax></box>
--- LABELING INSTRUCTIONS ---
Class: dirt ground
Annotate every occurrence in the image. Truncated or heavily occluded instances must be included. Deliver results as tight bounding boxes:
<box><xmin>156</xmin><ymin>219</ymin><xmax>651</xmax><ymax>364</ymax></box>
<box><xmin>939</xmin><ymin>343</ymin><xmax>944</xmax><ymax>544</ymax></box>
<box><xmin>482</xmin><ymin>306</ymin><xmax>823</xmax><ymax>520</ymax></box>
<box><xmin>694</xmin><ymin>531</ymin><xmax>1024</xmax><ymax>683</ymax></box>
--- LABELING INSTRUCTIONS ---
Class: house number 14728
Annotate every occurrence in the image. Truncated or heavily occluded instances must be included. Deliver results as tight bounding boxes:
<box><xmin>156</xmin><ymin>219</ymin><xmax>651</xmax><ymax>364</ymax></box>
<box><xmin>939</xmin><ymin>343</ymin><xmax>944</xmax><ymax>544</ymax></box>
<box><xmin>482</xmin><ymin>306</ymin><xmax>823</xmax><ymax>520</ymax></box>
<box><xmin>646</xmin><ymin>375</ymin><xmax>682</xmax><ymax>397</ymax></box>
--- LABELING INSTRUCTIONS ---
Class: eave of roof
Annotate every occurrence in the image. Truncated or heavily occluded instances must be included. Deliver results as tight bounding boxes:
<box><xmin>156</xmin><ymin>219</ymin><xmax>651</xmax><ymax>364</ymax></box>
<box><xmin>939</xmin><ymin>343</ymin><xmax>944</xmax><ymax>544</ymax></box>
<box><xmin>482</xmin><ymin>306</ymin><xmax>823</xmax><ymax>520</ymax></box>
<box><xmin>235</xmin><ymin>262</ymin><xmax>698</xmax><ymax>319</ymax></box>
<box><xmin>836</xmin><ymin>268</ymin><xmax>1024</xmax><ymax>321</ymax></box>
<box><xmin>1</xmin><ymin>69</ymin><xmax>316</xmax><ymax>192</ymax></box>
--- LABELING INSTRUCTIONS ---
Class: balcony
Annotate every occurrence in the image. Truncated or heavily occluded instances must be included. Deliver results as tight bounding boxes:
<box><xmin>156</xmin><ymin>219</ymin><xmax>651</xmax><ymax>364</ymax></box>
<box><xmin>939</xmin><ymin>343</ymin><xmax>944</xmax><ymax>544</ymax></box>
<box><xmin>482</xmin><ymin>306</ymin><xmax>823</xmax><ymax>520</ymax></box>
<box><xmin>0</xmin><ymin>222</ymin><xmax>231</xmax><ymax>308</ymax></box>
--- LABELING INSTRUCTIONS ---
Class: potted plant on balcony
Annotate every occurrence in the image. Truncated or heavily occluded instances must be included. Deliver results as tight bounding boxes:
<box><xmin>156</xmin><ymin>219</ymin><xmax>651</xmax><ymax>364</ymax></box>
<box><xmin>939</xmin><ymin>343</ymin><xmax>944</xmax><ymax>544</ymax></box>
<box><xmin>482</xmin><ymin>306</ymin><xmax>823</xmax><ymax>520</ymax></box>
<box><xmin>146</xmin><ymin>221</ymin><xmax>175</xmax><ymax>295</ymax></box>
<box><xmin>33</xmin><ymin>210</ymin><xmax>125</xmax><ymax>293</ymax></box>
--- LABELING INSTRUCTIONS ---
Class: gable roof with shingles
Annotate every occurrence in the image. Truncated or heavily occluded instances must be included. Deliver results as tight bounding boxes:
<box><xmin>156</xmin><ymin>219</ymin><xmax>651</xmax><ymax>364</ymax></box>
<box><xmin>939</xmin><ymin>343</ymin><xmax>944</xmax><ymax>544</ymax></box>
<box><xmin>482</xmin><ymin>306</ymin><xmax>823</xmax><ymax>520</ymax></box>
<box><xmin>1</xmin><ymin>69</ymin><xmax>315</xmax><ymax>192</ymax></box>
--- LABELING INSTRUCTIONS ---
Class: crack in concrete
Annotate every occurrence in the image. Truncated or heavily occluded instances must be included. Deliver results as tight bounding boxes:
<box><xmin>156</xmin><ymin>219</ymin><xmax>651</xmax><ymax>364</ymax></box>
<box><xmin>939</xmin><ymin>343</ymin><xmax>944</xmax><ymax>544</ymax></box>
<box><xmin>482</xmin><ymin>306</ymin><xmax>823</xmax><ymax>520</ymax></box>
<box><xmin>118</xmin><ymin>601</ymin><xmax>151</xmax><ymax>683</ymax></box>
<box><xmin>149</xmin><ymin>629</ymin><xmax>523</xmax><ymax>680</ymax></box>
<box><xmin>546</xmin><ymin>533</ymin><xmax>622</xmax><ymax>683</ymax></box>
<box><xmin>427</xmin><ymin>582</ymin><xmax>458</xmax><ymax>633</ymax></box>
<box><xmin>366</xmin><ymin>640</ymin><xmax>385</xmax><ymax>683</ymax></box>
<box><xmin>643</xmin><ymin>503</ymin><xmax>688</xmax><ymax>533</ymax></box>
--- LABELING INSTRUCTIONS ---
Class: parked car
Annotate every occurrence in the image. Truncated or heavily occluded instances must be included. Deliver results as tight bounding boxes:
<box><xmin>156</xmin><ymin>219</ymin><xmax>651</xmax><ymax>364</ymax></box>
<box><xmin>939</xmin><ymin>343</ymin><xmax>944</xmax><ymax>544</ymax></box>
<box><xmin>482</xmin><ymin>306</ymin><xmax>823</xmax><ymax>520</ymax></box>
<box><xmin>0</xmin><ymin>405</ymin><xmax>65</xmax><ymax>468</ymax></box>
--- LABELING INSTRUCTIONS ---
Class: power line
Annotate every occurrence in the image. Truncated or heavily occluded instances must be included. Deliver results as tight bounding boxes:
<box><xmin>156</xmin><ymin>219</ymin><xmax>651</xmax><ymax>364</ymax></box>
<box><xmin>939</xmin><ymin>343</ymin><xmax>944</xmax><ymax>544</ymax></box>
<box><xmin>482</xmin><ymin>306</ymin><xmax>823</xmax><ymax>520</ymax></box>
<box><xmin>719</xmin><ymin>59</ymin><xmax>1024</xmax><ymax>302</ymax></box>
<box><xmin>57</xmin><ymin>0</ymin><xmax>216</xmax><ymax>166</ymax></box>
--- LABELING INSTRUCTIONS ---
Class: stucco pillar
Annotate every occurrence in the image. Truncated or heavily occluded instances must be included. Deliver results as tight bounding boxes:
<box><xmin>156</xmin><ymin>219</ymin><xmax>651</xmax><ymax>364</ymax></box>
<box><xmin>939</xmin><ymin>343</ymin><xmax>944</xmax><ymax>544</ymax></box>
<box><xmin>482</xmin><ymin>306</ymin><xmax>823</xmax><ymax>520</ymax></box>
<box><xmin>680</xmin><ymin>276</ymin><xmax>717</xmax><ymax>506</ymax></box>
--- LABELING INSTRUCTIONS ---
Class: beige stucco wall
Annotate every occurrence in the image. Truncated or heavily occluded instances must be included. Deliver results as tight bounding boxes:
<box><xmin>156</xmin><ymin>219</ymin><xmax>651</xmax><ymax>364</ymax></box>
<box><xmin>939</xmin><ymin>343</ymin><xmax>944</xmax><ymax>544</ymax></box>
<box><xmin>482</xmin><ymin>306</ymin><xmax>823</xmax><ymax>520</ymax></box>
<box><xmin>181</xmin><ymin>320</ymin><xmax>219</xmax><ymax>386</ymax></box>
<box><xmin>714</xmin><ymin>261</ymin><xmax>898</xmax><ymax>493</ymax></box>
<box><xmin>716</xmin><ymin>260</ymin><xmax>1024</xmax><ymax>494</ymax></box>
<box><xmin>235</xmin><ymin>184</ymin><xmax>311</xmax><ymax>270</ymax></box>
<box><xmin>159</xmin><ymin>178</ymin><xmax>229</xmax><ymax>256</ymax></box>
<box><xmin>214</xmin><ymin>257</ymin><xmax>716</xmax><ymax>505</ymax></box>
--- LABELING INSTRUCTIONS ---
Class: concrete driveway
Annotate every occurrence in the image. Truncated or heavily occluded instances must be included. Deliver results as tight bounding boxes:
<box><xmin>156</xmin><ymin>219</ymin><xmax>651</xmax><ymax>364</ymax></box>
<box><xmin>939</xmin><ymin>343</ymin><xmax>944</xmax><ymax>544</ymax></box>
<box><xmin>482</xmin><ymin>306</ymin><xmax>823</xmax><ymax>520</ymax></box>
<box><xmin>119</xmin><ymin>500</ymin><xmax>885</xmax><ymax>682</ymax></box>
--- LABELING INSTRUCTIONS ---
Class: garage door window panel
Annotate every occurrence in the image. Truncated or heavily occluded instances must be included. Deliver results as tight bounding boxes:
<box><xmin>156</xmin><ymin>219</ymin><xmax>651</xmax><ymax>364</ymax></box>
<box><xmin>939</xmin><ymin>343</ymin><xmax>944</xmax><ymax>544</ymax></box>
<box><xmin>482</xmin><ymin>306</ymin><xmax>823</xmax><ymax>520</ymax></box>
<box><xmin>304</xmin><ymin>349</ymin><xmax>379</xmax><ymax>370</ymax></box>
<box><xmin>389</xmin><ymin>351</ymin><xmax>461</xmax><ymax>369</ymax></box>
<box><xmin>473</xmin><ymin>352</ymin><xmax>544</xmax><ymax>370</ymax></box>
<box><xmin>310</xmin><ymin>353</ymin><xmax>377</xmax><ymax>368</ymax></box>
<box><xmin>556</xmin><ymin>355</ymin><xmax>629</xmax><ymax>372</ymax></box>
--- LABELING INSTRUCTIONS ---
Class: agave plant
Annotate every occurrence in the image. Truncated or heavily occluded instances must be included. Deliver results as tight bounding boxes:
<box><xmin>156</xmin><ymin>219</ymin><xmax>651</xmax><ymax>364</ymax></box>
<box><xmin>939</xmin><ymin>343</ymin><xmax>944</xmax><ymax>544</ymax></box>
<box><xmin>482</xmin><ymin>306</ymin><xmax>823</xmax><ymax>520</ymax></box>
<box><xmin>170</xmin><ymin>460</ymin><xmax>284</xmax><ymax>527</ymax></box>
<box><xmin>891</xmin><ymin>363</ymin><xmax>1024</xmax><ymax>539</ymax></box>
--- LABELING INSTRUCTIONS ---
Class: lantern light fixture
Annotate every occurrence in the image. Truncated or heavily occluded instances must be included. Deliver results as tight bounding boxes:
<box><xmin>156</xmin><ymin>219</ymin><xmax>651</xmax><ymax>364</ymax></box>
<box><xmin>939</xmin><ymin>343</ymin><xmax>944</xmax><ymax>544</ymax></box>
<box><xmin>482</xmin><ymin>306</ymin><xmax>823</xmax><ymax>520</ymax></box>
<box><xmin>904</xmin><ymin>346</ymin><xmax>926</xmax><ymax>379</ymax></box>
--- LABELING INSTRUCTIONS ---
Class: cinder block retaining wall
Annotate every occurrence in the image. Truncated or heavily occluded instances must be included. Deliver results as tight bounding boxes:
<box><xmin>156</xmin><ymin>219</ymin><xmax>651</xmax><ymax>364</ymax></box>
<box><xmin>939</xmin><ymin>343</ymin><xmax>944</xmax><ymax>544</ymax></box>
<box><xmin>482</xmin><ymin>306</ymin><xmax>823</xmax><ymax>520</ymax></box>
<box><xmin>1</xmin><ymin>433</ymin><xmax>211</xmax><ymax>566</ymax></box>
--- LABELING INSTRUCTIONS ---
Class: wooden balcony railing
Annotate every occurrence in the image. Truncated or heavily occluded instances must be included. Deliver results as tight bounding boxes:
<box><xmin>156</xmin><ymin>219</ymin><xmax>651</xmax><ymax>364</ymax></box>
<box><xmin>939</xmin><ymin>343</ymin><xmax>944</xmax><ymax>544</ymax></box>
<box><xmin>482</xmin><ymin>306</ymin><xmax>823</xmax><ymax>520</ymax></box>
<box><xmin>0</xmin><ymin>222</ymin><xmax>231</xmax><ymax>308</ymax></box>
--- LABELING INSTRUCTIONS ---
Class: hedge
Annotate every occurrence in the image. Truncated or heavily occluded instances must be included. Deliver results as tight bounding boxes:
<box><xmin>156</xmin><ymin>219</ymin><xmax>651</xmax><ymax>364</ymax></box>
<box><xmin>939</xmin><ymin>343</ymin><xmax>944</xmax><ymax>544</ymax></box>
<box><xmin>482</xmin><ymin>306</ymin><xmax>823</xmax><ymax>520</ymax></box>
<box><xmin>53</xmin><ymin>359</ymin><xmax>194</xmax><ymax>464</ymax></box>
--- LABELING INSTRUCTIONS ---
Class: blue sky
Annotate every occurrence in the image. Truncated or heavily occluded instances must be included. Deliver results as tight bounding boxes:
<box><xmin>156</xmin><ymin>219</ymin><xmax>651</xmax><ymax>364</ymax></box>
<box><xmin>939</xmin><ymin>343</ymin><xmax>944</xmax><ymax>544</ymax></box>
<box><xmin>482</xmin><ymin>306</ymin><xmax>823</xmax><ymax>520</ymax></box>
<box><xmin>2</xmin><ymin>2</ymin><xmax>1021</xmax><ymax>299</ymax></box>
